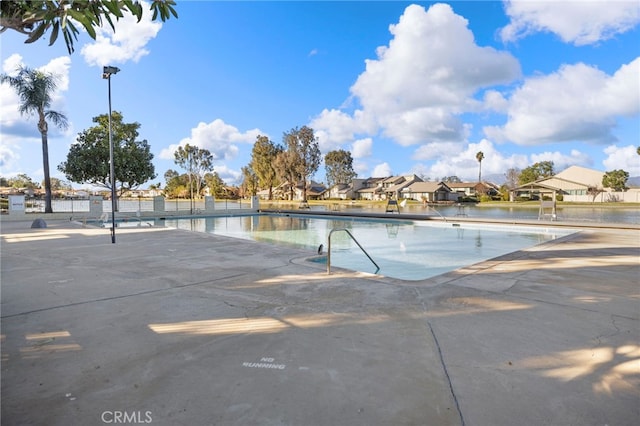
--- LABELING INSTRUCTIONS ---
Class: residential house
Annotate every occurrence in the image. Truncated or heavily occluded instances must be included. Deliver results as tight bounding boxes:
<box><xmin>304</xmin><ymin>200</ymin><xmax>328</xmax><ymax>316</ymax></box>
<box><xmin>271</xmin><ymin>180</ymin><xmax>327</xmax><ymax>201</ymax></box>
<box><xmin>401</xmin><ymin>181</ymin><xmax>456</xmax><ymax>203</ymax></box>
<box><xmin>355</xmin><ymin>177</ymin><xmax>386</xmax><ymax>200</ymax></box>
<box><xmin>256</xmin><ymin>188</ymin><xmax>272</xmax><ymax>200</ymax></box>
<box><xmin>303</xmin><ymin>181</ymin><xmax>327</xmax><ymax>200</ymax></box>
<box><xmin>324</xmin><ymin>183</ymin><xmax>350</xmax><ymax>200</ymax></box>
<box><xmin>383</xmin><ymin>174</ymin><xmax>423</xmax><ymax>200</ymax></box>
<box><xmin>324</xmin><ymin>178</ymin><xmax>369</xmax><ymax>200</ymax></box>
<box><xmin>514</xmin><ymin>165</ymin><xmax>638</xmax><ymax>202</ymax></box>
<box><xmin>447</xmin><ymin>182</ymin><xmax>499</xmax><ymax>198</ymax></box>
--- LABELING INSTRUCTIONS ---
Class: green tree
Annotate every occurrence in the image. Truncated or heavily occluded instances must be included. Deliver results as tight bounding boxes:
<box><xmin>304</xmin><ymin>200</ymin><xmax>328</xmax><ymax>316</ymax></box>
<box><xmin>250</xmin><ymin>135</ymin><xmax>282</xmax><ymax>200</ymax></box>
<box><xmin>274</xmin><ymin>150</ymin><xmax>298</xmax><ymax>201</ymax></box>
<box><xmin>163</xmin><ymin>169</ymin><xmax>188</xmax><ymax>199</ymax></box>
<box><xmin>518</xmin><ymin>161</ymin><xmax>555</xmax><ymax>185</ymax></box>
<box><xmin>1</xmin><ymin>66</ymin><xmax>68</xmax><ymax>213</ymax></box>
<box><xmin>173</xmin><ymin>144</ymin><xmax>214</xmax><ymax>200</ymax></box>
<box><xmin>282</xmin><ymin>126</ymin><xmax>321</xmax><ymax>202</ymax></box>
<box><xmin>241</xmin><ymin>165</ymin><xmax>259</xmax><ymax>197</ymax></box>
<box><xmin>325</xmin><ymin>149</ymin><xmax>357</xmax><ymax>188</ymax></box>
<box><xmin>8</xmin><ymin>173</ymin><xmax>39</xmax><ymax>189</ymax></box>
<box><xmin>0</xmin><ymin>0</ymin><xmax>178</xmax><ymax>54</ymax></box>
<box><xmin>47</xmin><ymin>177</ymin><xmax>71</xmax><ymax>191</ymax></box>
<box><xmin>164</xmin><ymin>169</ymin><xmax>179</xmax><ymax>183</ymax></box>
<box><xmin>602</xmin><ymin>169</ymin><xmax>629</xmax><ymax>192</ymax></box>
<box><xmin>204</xmin><ymin>171</ymin><xmax>226</xmax><ymax>198</ymax></box>
<box><xmin>498</xmin><ymin>184</ymin><xmax>511</xmax><ymax>201</ymax></box>
<box><xmin>476</xmin><ymin>151</ymin><xmax>485</xmax><ymax>183</ymax></box>
<box><xmin>58</xmin><ymin>111</ymin><xmax>156</xmax><ymax>195</ymax></box>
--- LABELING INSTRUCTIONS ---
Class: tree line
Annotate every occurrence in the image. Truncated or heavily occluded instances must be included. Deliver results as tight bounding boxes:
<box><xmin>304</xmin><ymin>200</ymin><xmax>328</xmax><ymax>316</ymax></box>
<box><xmin>163</xmin><ymin>126</ymin><xmax>356</xmax><ymax>201</ymax></box>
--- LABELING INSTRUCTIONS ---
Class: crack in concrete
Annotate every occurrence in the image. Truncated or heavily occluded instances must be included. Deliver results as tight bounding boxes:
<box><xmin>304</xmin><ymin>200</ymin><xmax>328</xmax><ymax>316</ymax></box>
<box><xmin>413</xmin><ymin>287</ymin><xmax>465</xmax><ymax>426</ymax></box>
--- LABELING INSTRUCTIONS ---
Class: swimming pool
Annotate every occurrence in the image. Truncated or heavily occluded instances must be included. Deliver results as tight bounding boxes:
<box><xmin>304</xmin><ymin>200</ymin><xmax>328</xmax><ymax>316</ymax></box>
<box><xmin>159</xmin><ymin>214</ymin><xmax>575</xmax><ymax>281</ymax></box>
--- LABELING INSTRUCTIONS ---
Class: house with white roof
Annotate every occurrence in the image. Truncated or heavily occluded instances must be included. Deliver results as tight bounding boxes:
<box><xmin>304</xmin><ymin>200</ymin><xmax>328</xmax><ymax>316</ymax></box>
<box><xmin>514</xmin><ymin>165</ymin><xmax>639</xmax><ymax>202</ymax></box>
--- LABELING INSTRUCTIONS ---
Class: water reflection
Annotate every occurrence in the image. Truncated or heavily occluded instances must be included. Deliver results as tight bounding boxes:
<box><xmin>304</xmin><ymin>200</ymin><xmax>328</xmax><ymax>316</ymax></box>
<box><xmin>161</xmin><ymin>214</ymin><xmax>575</xmax><ymax>280</ymax></box>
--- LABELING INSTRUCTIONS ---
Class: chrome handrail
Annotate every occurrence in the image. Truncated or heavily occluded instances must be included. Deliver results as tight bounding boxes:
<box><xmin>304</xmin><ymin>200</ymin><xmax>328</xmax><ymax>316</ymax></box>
<box><xmin>327</xmin><ymin>228</ymin><xmax>379</xmax><ymax>275</ymax></box>
<box><xmin>427</xmin><ymin>205</ymin><xmax>447</xmax><ymax>222</ymax></box>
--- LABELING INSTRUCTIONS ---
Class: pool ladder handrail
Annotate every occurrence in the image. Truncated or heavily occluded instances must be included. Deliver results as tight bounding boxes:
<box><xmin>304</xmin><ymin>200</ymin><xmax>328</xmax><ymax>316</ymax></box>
<box><xmin>327</xmin><ymin>228</ymin><xmax>380</xmax><ymax>275</ymax></box>
<box><xmin>427</xmin><ymin>205</ymin><xmax>447</xmax><ymax>222</ymax></box>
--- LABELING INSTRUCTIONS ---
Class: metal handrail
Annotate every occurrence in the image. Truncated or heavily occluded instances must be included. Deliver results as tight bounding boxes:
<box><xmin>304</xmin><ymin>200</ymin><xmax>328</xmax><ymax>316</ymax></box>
<box><xmin>427</xmin><ymin>205</ymin><xmax>447</xmax><ymax>222</ymax></box>
<box><xmin>327</xmin><ymin>228</ymin><xmax>379</xmax><ymax>275</ymax></box>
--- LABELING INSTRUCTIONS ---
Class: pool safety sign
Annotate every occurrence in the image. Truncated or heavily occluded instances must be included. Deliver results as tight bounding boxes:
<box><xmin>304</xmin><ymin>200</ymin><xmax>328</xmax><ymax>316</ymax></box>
<box><xmin>8</xmin><ymin>195</ymin><xmax>25</xmax><ymax>214</ymax></box>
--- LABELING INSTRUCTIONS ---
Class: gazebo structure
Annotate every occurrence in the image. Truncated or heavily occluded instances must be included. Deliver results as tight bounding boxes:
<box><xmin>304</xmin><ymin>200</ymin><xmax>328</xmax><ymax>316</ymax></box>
<box><xmin>511</xmin><ymin>181</ymin><xmax>561</xmax><ymax>220</ymax></box>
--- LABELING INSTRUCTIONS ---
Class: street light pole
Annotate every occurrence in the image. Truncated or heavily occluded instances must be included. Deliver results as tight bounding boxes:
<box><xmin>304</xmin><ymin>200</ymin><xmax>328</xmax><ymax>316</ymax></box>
<box><xmin>103</xmin><ymin>66</ymin><xmax>120</xmax><ymax>243</ymax></box>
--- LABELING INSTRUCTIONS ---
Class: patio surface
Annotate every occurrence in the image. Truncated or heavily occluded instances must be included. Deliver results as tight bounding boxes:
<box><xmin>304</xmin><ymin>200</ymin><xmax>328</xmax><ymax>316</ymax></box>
<box><xmin>1</xmin><ymin>217</ymin><xmax>638</xmax><ymax>426</ymax></box>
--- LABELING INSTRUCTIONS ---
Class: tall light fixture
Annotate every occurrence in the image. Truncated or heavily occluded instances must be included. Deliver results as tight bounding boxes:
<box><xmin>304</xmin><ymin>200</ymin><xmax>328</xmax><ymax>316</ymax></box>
<box><xmin>103</xmin><ymin>66</ymin><xmax>120</xmax><ymax>244</ymax></box>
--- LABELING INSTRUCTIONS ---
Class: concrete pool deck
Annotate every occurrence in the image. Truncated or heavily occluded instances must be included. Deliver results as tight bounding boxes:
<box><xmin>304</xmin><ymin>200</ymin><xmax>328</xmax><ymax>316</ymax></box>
<box><xmin>1</xmin><ymin>218</ymin><xmax>638</xmax><ymax>425</ymax></box>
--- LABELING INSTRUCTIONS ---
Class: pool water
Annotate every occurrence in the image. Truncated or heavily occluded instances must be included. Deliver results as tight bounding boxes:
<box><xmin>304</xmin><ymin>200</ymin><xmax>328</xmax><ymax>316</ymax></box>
<box><xmin>162</xmin><ymin>214</ymin><xmax>575</xmax><ymax>281</ymax></box>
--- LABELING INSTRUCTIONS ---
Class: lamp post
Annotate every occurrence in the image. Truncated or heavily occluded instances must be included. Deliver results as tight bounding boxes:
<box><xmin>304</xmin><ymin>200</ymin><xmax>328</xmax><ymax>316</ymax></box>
<box><xmin>103</xmin><ymin>66</ymin><xmax>120</xmax><ymax>243</ymax></box>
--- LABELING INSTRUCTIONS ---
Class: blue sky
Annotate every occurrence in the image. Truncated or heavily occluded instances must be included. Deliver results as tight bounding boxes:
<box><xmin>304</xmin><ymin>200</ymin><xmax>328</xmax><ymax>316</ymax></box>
<box><xmin>1</xmin><ymin>0</ymin><xmax>639</xmax><ymax>189</ymax></box>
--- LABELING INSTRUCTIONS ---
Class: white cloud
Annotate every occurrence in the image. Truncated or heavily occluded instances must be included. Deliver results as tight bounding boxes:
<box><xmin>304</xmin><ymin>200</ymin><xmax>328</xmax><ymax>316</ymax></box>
<box><xmin>0</xmin><ymin>142</ymin><xmax>19</xmax><ymax>170</ymax></box>
<box><xmin>412</xmin><ymin>142</ymin><xmax>466</xmax><ymax>161</ymax></box>
<box><xmin>501</xmin><ymin>0</ymin><xmax>640</xmax><ymax>46</ymax></box>
<box><xmin>485</xmin><ymin>58</ymin><xmax>640</xmax><ymax>145</ymax></box>
<box><xmin>418</xmin><ymin>142</ymin><xmax>595</xmax><ymax>181</ymax></box>
<box><xmin>603</xmin><ymin>145</ymin><xmax>640</xmax><ymax>176</ymax></box>
<box><xmin>0</xmin><ymin>55</ymin><xmax>72</xmax><ymax>174</ymax></box>
<box><xmin>212</xmin><ymin>164</ymin><xmax>243</xmax><ymax>186</ymax></box>
<box><xmin>530</xmin><ymin>149</ymin><xmax>593</xmax><ymax>171</ymax></box>
<box><xmin>0</xmin><ymin>59</ymin><xmax>24</xmax><ymax>128</ymax></box>
<box><xmin>353</xmin><ymin>160</ymin><xmax>370</xmax><ymax>177</ymax></box>
<box><xmin>350</xmin><ymin>3</ymin><xmax>520</xmax><ymax>146</ymax></box>
<box><xmin>424</xmin><ymin>139</ymin><xmax>529</xmax><ymax>181</ymax></box>
<box><xmin>40</xmin><ymin>56</ymin><xmax>72</xmax><ymax>92</ymax></box>
<box><xmin>2</xmin><ymin>53</ymin><xmax>23</xmax><ymax>74</ymax></box>
<box><xmin>310</xmin><ymin>108</ymin><xmax>375</xmax><ymax>152</ymax></box>
<box><xmin>351</xmin><ymin>138</ymin><xmax>373</xmax><ymax>159</ymax></box>
<box><xmin>311</xmin><ymin>109</ymin><xmax>359</xmax><ymax>152</ymax></box>
<box><xmin>310</xmin><ymin>3</ymin><xmax>521</xmax><ymax>153</ymax></box>
<box><xmin>372</xmin><ymin>162</ymin><xmax>392</xmax><ymax>177</ymax></box>
<box><xmin>40</xmin><ymin>57</ymin><xmax>72</xmax><ymax>128</ymax></box>
<box><xmin>81</xmin><ymin>1</ymin><xmax>162</xmax><ymax>67</ymax></box>
<box><xmin>159</xmin><ymin>119</ymin><xmax>263</xmax><ymax>162</ymax></box>
<box><xmin>1</xmin><ymin>54</ymin><xmax>71</xmax><ymax>132</ymax></box>
<box><xmin>482</xmin><ymin>90</ymin><xmax>509</xmax><ymax>113</ymax></box>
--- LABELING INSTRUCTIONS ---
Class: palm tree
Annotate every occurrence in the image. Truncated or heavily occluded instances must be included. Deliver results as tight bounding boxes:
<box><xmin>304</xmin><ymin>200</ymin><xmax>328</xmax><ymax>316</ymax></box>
<box><xmin>476</xmin><ymin>151</ymin><xmax>485</xmax><ymax>183</ymax></box>
<box><xmin>1</xmin><ymin>66</ymin><xmax>68</xmax><ymax>213</ymax></box>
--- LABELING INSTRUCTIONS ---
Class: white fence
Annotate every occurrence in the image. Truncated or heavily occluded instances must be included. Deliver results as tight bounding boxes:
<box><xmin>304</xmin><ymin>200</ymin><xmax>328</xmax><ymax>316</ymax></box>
<box><xmin>13</xmin><ymin>198</ymin><xmax>252</xmax><ymax>214</ymax></box>
<box><xmin>563</xmin><ymin>190</ymin><xmax>640</xmax><ymax>203</ymax></box>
